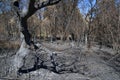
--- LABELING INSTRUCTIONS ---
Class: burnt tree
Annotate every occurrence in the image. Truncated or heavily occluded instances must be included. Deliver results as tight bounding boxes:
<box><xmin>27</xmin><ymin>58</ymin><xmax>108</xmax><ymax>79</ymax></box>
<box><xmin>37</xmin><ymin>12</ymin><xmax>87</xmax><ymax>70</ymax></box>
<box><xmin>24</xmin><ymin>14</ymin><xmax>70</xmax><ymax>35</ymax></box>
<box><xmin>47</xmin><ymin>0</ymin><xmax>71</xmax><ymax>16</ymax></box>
<box><xmin>12</xmin><ymin>0</ymin><xmax>61</xmax><ymax>74</ymax></box>
<box><xmin>13</xmin><ymin>0</ymin><xmax>61</xmax><ymax>49</ymax></box>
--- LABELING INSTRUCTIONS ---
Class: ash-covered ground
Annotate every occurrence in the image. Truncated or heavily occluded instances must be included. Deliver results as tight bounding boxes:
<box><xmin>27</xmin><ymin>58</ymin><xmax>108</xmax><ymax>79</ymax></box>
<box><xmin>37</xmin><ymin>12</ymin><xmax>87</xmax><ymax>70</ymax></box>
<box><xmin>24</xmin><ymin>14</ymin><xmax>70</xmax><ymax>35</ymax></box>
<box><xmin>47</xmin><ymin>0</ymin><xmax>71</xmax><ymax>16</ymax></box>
<box><xmin>0</xmin><ymin>42</ymin><xmax>120</xmax><ymax>80</ymax></box>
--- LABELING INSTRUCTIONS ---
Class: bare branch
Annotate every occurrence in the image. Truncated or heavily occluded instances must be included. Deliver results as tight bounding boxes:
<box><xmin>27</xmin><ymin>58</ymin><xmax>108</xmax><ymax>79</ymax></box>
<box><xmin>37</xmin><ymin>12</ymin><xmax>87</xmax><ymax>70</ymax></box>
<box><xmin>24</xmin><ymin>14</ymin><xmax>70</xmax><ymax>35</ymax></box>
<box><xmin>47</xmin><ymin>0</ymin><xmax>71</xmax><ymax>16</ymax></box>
<box><xmin>25</xmin><ymin>0</ymin><xmax>61</xmax><ymax>20</ymax></box>
<box><xmin>36</xmin><ymin>0</ymin><xmax>61</xmax><ymax>10</ymax></box>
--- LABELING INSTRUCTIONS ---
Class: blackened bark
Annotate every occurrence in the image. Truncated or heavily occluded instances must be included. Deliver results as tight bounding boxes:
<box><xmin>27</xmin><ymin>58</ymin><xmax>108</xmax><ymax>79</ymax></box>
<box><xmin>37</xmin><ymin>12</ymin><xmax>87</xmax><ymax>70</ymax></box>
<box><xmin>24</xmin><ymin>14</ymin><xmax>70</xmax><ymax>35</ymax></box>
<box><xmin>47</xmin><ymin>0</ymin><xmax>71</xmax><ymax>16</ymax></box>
<box><xmin>21</xmin><ymin>18</ymin><xmax>31</xmax><ymax>46</ymax></box>
<box><xmin>21</xmin><ymin>18</ymin><xmax>38</xmax><ymax>49</ymax></box>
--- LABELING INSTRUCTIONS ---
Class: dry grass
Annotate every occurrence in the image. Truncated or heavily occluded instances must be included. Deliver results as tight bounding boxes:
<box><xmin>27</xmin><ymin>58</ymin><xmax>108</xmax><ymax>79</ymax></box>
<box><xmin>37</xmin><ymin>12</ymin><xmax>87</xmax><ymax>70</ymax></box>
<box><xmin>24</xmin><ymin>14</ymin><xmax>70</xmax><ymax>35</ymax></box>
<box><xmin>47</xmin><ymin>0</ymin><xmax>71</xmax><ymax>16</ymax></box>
<box><xmin>0</xmin><ymin>40</ymin><xmax>20</xmax><ymax>50</ymax></box>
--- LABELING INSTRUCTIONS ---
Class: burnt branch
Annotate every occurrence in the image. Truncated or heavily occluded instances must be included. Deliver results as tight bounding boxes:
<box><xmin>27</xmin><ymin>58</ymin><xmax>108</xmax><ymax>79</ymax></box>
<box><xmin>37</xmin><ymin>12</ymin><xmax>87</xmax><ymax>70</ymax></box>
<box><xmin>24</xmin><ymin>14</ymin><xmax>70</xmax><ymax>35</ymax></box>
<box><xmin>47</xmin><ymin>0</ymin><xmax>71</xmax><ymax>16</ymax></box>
<box><xmin>36</xmin><ymin>0</ymin><xmax>61</xmax><ymax>9</ymax></box>
<box><xmin>25</xmin><ymin>0</ymin><xmax>61</xmax><ymax>19</ymax></box>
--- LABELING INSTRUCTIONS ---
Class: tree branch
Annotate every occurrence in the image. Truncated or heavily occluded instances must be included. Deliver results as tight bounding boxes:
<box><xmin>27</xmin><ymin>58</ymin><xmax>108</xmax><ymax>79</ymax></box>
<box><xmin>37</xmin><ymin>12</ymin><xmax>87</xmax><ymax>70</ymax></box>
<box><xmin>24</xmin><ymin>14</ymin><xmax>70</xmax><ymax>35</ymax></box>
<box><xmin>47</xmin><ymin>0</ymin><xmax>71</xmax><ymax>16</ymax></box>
<box><xmin>37</xmin><ymin>0</ymin><xmax>61</xmax><ymax>9</ymax></box>
<box><xmin>25</xmin><ymin>0</ymin><xmax>61</xmax><ymax>19</ymax></box>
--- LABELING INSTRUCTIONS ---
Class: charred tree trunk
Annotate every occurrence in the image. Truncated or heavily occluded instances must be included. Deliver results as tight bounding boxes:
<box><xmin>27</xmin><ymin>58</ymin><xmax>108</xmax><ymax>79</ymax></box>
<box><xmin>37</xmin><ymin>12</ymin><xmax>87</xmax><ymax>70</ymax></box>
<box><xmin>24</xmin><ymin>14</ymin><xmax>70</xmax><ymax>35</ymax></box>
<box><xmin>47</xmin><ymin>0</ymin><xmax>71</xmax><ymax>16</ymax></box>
<box><xmin>21</xmin><ymin>18</ymin><xmax>31</xmax><ymax>45</ymax></box>
<box><xmin>20</xmin><ymin>17</ymin><xmax>38</xmax><ymax>49</ymax></box>
<box><xmin>13</xmin><ymin>0</ymin><xmax>61</xmax><ymax>75</ymax></box>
